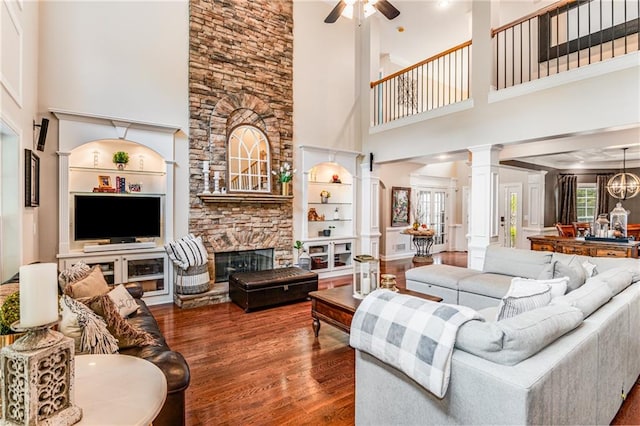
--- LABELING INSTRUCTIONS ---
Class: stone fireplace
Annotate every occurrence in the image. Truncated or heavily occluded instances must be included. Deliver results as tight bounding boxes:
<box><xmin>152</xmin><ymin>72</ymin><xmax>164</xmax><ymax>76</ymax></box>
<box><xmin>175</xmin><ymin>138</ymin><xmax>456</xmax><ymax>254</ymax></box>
<box><xmin>214</xmin><ymin>248</ymin><xmax>274</xmax><ymax>283</ymax></box>
<box><xmin>188</xmin><ymin>0</ymin><xmax>294</xmax><ymax>285</ymax></box>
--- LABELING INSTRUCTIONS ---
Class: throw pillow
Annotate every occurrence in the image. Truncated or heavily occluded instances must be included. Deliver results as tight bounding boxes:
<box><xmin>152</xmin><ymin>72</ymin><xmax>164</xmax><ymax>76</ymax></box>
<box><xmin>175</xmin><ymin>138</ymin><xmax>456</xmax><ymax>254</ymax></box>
<box><xmin>537</xmin><ymin>262</ymin><xmax>556</xmax><ymax>280</ymax></box>
<box><xmin>554</xmin><ymin>260</ymin><xmax>586</xmax><ymax>292</ymax></box>
<box><xmin>64</xmin><ymin>265</ymin><xmax>110</xmax><ymax>299</ymax></box>
<box><xmin>83</xmin><ymin>295</ymin><xmax>156</xmax><ymax>349</ymax></box>
<box><xmin>59</xmin><ymin>295</ymin><xmax>119</xmax><ymax>355</ymax></box>
<box><xmin>495</xmin><ymin>279</ymin><xmax>552</xmax><ymax>321</ymax></box>
<box><xmin>107</xmin><ymin>284</ymin><xmax>138</xmax><ymax>318</ymax></box>
<box><xmin>58</xmin><ymin>261</ymin><xmax>92</xmax><ymax>293</ymax></box>
<box><xmin>582</xmin><ymin>260</ymin><xmax>597</xmax><ymax>278</ymax></box>
<box><xmin>165</xmin><ymin>234</ymin><xmax>208</xmax><ymax>270</ymax></box>
<box><xmin>511</xmin><ymin>276</ymin><xmax>569</xmax><ymax>299</ymax></box>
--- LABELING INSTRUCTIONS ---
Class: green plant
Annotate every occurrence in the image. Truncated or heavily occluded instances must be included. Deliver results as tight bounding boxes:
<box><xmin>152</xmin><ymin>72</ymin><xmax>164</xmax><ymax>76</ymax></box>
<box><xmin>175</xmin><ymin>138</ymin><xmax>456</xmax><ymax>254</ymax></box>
<box><xmin>293</xmin><ymin>240</ymin><xmax>304</xmax><ymax>255</ymax></box>
<box><xmin>320</xmin><ymin>190</ymin><xmax>331</xmax><ymax>198</ymax></box>
<box><xmin>0</xmin><ymin>292</ymin><xmax>20</xmax><ymax>335</ymax></box>
<box><xmin>112</xmin><ymin>151</ymin><xmax>130</xmax><ymax>164</ymax></box>
<box><xmin>272</xmin><ymin>162</ymin><xmax>296</xmax><ymax>183</ymax></box>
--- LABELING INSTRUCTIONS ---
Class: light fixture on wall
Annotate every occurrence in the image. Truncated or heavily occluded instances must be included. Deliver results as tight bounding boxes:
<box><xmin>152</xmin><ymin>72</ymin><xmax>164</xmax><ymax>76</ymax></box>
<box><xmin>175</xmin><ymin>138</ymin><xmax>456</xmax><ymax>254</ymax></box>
<box><xmin>606</xmin><ymin>148</ymin><xmax>640</xmax><ymax>200</ymax></box>
<box><xmin>324</xmin><ymin>0</ymin><xmax>400</xmax><ymax>23</ymax></box>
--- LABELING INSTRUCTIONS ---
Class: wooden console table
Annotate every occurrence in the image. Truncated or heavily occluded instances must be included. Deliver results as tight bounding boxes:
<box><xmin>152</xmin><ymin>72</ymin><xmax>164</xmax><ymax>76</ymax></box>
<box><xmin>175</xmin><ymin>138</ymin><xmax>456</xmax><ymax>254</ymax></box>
<box><xmin>528</xmin><ymin>235</ymin><xmax>639</xmax><ymax>258</ymax></box>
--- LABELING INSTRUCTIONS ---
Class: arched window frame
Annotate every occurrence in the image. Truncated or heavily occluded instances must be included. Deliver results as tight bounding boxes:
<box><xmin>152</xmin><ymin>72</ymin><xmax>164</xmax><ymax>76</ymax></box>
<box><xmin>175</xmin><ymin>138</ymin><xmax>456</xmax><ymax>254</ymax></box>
<box><xmin>227</xmin><ymin>125</ymin><xmax>271</xmax><ymax>193</ymax></box>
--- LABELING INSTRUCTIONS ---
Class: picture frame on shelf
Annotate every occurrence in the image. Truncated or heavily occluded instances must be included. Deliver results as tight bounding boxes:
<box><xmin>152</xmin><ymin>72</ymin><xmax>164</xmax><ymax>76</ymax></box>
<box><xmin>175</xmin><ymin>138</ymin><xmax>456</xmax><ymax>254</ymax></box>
<box><xmin>98</xmin><ymin>175</ymin><xmax>112</xmax><ymax>188</ymax></box>
<box><xmin>391</xmin><ymin>186</ymin><xmax>411</xmax><ymax>227</ymax></box>
<box><xmin>24</xmin><ymin>149</ymin><xmax>40</xmax><ymax>207</ymax></box>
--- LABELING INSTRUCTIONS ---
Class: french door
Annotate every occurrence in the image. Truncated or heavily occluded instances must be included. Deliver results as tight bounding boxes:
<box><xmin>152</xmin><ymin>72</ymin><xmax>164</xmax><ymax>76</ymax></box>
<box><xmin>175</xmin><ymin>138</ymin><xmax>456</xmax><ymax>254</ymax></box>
<box><xmin>415</xmin><ymin>189</ymin><xmax>448</xmax><ymax>253</ymax></box>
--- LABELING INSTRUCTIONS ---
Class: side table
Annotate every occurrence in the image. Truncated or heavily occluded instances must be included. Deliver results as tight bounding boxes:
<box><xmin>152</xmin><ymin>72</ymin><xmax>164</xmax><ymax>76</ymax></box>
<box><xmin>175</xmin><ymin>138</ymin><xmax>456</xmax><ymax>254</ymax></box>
<box><xmin>401</xmin><ymin>229</ymin><xmax>435</xmax><ymax>264</ymax></box>
<box><xmin>74</xmin><ymin>354</ymin><xmax>167</xmax><ymax>425</ymax></box>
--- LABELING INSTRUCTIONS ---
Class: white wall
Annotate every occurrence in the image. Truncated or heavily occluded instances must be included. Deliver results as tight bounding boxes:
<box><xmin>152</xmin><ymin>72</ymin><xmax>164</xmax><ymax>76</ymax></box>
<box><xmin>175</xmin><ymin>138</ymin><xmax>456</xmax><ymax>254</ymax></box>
<box><xmin>37</xmin><ymin>1</ymin><xmax>190</xmax><ymax>262</ymax></box>
<box><xmin>1</xmin><ymin>0</ymin><xmax>40</xmax><ymax>277</ymax></box>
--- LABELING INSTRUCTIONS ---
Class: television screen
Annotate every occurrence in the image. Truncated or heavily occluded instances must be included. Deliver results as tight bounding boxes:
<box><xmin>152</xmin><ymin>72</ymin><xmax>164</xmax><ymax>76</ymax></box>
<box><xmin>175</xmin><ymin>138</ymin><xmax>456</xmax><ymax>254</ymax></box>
<box><xmin>74</xmin><ymin>195</ymin><xmax>162</xmax><ymax>242</ymax></box>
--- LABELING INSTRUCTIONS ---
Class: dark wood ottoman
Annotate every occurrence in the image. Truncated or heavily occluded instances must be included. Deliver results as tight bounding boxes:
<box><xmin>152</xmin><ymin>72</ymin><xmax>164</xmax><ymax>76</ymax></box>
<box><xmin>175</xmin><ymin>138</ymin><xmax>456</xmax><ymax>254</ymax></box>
<box><xmin>229</xmin><ymin>267</ymin><xmax>318</xmax><ymax>312</ymax></box>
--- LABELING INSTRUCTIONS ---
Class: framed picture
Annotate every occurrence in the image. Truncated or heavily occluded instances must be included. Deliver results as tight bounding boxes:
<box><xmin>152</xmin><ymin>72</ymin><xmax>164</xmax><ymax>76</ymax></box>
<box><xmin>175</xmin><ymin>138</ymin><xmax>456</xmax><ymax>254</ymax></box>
<box><xmin>98</xmin><ymin>175</ymin><xmax>112</xmax><ymax>188</ymax></box>
<box><xmin>24</xmin><ymin>149</ymin><xmax>40</xmax><ymax>207</ymax></box>
<box><xmin>391</xmin><ymin>186</ymin><xmax>411</xmax><ymax>227</ymax></box>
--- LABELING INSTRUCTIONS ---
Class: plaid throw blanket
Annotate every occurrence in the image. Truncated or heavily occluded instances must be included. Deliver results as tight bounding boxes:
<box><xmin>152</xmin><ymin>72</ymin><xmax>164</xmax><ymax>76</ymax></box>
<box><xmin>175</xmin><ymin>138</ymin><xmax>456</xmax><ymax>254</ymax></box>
<box><xmin>350</xmin><ymin>289</ymin><xmax>483</xmax><ymax>398</ymax></box>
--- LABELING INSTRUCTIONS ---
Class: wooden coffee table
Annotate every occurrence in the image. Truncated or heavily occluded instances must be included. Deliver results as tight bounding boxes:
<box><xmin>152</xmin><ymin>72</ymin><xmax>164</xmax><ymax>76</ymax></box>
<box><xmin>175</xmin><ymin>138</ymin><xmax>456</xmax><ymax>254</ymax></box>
<box><xmin>309</xmin><ymin>285</ymin><xmax>442</xmax><ymax>337</ymax></box>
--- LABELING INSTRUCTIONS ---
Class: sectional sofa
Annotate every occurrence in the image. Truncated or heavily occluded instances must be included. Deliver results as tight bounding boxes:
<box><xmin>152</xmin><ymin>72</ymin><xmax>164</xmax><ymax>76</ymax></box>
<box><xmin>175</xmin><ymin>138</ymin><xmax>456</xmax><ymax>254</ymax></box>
<box><xmin>354</xmin><ymin>246</ymin><xmax>640</xmax><ymax>425</ymax></box>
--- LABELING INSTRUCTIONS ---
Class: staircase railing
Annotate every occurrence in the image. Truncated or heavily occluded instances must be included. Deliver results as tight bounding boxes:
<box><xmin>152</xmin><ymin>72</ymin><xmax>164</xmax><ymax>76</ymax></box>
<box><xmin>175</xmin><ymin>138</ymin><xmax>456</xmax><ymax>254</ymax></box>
<box><xmin>492</xmin><ymin>0</ymin><xmax>639</xmax><ymax>90</ymax></box>
<box><xmin>370</xmin><ymin>40</ymin><xmax>472</xmax><ymax>126</ymax></box>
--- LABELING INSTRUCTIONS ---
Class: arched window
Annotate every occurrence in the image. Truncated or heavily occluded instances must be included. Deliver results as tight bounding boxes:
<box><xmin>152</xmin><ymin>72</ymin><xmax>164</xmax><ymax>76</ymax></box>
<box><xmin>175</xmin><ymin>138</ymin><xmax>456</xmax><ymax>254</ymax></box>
<box><xmin>227</xmin><ymin>125</ymin><xmax>271</xmax><ymax>193</ymax></box>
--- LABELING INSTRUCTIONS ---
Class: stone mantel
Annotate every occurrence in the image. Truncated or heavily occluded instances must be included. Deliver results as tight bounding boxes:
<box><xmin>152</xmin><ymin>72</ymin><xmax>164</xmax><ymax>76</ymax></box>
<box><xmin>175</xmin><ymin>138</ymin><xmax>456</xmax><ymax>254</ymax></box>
<box><xmin>198</xmin><ymin>193</ymin><xmax>293</xmax><ymax>204</ymax></box>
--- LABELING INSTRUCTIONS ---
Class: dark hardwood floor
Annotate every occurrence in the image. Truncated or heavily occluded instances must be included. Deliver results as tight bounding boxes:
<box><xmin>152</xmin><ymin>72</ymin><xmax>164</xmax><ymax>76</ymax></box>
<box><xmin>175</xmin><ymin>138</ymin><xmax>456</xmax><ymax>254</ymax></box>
<box><xmin>150</xmin><ymin>253</ymin><xmax>639</xmax><ymax>425</ymax></box>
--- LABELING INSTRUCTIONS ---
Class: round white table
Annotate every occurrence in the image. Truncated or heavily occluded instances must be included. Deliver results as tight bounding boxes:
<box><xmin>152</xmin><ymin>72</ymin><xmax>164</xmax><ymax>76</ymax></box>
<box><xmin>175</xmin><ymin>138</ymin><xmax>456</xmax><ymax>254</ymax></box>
<box><xmin>74</xmin><ymin>354</ymin><xmax>167</xmax><ymax>425</ymax></box>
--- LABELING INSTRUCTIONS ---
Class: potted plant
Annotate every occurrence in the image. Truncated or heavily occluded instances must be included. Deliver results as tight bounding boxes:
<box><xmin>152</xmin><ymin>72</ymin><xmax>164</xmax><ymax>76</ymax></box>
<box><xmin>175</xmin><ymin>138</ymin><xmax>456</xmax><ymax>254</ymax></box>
<box><xmin>320</xmin><ymin>190</ymin><xmax>331</xmax><ymax>204</ymax></box>
<box><xmin>272</xmin><ymin>162</ymin><xmax>296</xmax><ymax>196</ymax></box>
<box><xmin>294</xmin><ymin>240</ymin><xmax>311</xmax><ymax>270</ymax></box>
<box><xmin>0</xmin><ymin>291</ymin><xmax>22</xmax><ymax>347</ymax></box>
<box><xmin>112</xmin><ymin>151</ymin><xmax>130</xmax><ymax>170</ymax></box>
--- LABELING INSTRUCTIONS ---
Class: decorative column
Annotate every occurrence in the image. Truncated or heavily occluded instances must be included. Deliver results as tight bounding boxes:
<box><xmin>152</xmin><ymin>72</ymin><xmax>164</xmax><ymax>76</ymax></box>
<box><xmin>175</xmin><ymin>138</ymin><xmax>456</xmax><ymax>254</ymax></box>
<box><xmin>360</xmin><ymin>162</ymin><xmax>381</xmax><ymax>258</ymax></box>
<box><xmin>467</xmin><ymin>145</ymin><xmax>502</xmax><ymax>270</ymax></box>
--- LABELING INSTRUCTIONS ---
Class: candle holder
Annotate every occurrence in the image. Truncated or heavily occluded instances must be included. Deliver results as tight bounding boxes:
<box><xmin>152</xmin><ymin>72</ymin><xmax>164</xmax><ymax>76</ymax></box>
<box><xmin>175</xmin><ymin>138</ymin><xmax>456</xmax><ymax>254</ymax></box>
<box><xmin>1</xmin><ymin>319</ymin><xmax>82</xmax><ymax>426</ymax></box>
<box><xmin>352</xmin><ymin>255</ymin><xmax>379</xmax><ymax>299</ymax></box>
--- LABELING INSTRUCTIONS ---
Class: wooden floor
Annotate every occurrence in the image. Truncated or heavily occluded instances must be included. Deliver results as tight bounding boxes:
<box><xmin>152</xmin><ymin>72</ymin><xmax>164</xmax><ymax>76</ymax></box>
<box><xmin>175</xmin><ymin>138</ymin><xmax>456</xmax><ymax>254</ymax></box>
<box><xmin>150</xmin><ymin>252</ymin><xmax>639</xmax><ymax>425</ymax></box>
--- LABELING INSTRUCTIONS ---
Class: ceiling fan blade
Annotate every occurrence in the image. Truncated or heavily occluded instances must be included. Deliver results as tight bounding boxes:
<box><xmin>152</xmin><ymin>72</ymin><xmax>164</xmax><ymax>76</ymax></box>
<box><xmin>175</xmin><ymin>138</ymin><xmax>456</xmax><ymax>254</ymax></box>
<box><xmin>373</xmin><ymin>0</ymin><xmax>400</xmax><ymax>20</ymax></box>
<box><xmin>325</xmin><ymin>1</ymin><xmax>347</xmax><ymax>23</ymax></box>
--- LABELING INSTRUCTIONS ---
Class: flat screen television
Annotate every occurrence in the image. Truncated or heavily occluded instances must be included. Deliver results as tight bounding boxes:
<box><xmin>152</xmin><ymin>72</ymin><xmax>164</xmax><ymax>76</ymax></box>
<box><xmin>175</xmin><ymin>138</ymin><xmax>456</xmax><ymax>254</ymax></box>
<box><xmin>74</xmin><ymin>194</ymin><xmax>162</xmax><ymax>243</ymax></box>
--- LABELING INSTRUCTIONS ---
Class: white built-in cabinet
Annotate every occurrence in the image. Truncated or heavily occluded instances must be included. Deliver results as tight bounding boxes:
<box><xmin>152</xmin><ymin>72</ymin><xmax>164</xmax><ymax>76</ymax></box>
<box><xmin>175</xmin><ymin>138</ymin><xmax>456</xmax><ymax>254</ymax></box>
<box><xmin>299</xmin><ymin>146</ymin><xmax>361</xmax><ymax>277</ymax></box>
<box><xmin>54</xmin><ymin>110</ymin><xmax>179</xmax><ymax>305</ymax></box>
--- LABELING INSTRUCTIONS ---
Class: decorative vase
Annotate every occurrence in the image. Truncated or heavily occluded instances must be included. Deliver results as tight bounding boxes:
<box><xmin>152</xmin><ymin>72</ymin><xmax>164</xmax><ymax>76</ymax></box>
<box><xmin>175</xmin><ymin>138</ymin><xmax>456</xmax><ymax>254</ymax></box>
<box><xmin>281</xmin><ymin>181</ymin><xmax>290</xmax><ymax>196</ymax></box>
<box><xmin>321</xmin><ymin>196</ymin><xmax>328</xmax><ymax>204</ymax></box>
<box><xmin>116</xmin><ymin>162</ymin><xmax>126</xmax><ymax>170</ymax></box>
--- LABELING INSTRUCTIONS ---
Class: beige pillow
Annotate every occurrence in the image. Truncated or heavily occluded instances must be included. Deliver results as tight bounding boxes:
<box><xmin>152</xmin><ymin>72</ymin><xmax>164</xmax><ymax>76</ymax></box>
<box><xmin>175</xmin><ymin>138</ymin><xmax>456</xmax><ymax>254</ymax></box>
<box><xmin>66</xmin><ymin>266</ymin><xmax>110</xmax><ymax>299</ymax></box>
<box><xmin>107</xmin><ymin>284</ymin><xmax>138</xmax><ymax>318</ymax></box>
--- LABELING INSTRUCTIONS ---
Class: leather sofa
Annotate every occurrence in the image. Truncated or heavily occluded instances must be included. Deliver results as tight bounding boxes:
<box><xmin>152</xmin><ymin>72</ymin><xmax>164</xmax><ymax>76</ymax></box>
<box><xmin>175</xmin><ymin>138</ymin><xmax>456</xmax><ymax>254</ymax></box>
<box><xmin>120</xmin><ymin>283</ymin><xmax>190</xmax><ymax>426</ymax></box>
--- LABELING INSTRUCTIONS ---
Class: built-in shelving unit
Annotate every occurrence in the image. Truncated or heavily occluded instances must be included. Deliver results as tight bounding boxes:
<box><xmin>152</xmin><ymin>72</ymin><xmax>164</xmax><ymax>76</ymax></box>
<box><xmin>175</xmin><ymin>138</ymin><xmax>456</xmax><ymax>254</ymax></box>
<box><xmin>299</xmin><ymin>145</ymin><xmax>361</xmax><ymax>277</ymax></box>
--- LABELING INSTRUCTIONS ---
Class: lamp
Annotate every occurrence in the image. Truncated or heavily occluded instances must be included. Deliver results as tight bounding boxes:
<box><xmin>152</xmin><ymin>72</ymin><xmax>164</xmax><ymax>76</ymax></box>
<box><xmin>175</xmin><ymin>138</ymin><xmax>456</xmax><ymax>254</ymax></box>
<box><xmin>606</xmin><ymin>148</ymin><xmax>640</xmax><ymax>200</ymax></box>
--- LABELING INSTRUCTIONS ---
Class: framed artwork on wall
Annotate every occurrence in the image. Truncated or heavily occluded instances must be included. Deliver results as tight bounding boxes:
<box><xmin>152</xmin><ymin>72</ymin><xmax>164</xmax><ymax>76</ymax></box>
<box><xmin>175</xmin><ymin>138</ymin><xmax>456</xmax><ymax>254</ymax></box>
<box><xmin>391</xmin><ymin>186</ymin><xmax>411</xmax><ymax>227</ymax></box>
<box><xmin>24</xmin><ymin>149</ymin><xmax>40</xmax><ymax>207</ymax></box>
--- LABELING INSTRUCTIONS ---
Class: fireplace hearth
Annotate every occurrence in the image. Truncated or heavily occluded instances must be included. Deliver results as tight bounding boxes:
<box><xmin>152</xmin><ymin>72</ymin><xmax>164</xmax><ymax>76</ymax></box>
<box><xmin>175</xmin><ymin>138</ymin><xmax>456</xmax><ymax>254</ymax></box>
<box><xmin>214</xmin><ymin>248</ymin><xmax>274</xmax><ymax>282</ymax></box>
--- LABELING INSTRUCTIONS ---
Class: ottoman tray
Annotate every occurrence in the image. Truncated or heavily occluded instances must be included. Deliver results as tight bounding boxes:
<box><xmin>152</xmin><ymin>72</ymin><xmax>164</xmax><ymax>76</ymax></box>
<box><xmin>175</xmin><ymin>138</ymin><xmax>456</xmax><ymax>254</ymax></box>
<box><xmin>229</xmin><ymin>267</ymin><xmax>318</xmax><ymax>312</ymax></box>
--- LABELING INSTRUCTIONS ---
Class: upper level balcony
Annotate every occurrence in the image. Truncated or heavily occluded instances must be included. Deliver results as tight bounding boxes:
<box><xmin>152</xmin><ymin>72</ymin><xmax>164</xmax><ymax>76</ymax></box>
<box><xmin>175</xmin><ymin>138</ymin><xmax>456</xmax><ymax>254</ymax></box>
<box><xmin>370</xmin><ymin>0</ymin><xmax>639</xmax><ymax>129</ymax></box>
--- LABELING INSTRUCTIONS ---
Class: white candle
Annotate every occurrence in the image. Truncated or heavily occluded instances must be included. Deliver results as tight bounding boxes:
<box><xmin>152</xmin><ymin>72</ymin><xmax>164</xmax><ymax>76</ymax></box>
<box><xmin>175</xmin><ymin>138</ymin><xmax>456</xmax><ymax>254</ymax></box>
<box><xmin>362</xmin><ymin>277</ymin><xmax>371</xmax><ymax>295</ymax></box>
<box><xmin>214</xmin><ymin>171</ymin><xmax>220</xmax><ymax>180</ymax></box>
<box><xmin>19</xmin><ymin>263</ymin><xmax>59</xmax><ymax>328</ymax></box>
<box><xmin>203</xmin><ymin>160</ymin><xmax>209</xmax><ymax>173</ymax></box>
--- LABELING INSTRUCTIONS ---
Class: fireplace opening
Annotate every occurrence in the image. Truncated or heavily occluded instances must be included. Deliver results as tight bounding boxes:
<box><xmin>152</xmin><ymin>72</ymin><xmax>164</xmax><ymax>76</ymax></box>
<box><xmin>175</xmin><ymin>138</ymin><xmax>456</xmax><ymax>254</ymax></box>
<box><xmin>214</xmin><ymin>248</ymin><xmax>274</xmax><ymax>282</ymax></box>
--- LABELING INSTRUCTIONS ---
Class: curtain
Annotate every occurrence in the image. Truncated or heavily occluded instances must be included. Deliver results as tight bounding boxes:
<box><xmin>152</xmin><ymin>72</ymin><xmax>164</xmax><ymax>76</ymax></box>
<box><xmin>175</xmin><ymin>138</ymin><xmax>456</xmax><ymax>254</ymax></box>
<box><xmin>558</xmin><ymin>174</ymin><xmax>577</xmax><ymax>224</ymax></box>
<box><xmin>596</xmin><ymin>174</ymin><xmax>612</xmax><ymax>216</ymax></box>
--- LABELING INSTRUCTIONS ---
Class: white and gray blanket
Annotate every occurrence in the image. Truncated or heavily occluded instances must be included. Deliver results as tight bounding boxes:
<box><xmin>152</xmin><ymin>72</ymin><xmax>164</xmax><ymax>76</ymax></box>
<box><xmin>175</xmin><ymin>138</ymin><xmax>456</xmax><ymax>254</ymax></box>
<box><xmin>350</xmin><ymin>289</ymin><xmax>483</xmax><ymax>398</ymax></box>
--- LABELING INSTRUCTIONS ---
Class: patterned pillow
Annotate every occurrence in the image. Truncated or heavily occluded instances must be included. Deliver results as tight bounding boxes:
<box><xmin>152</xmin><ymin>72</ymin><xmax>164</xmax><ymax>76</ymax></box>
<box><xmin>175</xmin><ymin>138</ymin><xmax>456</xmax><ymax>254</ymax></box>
<box><xmin>64</xmin><ymin>266</ymin><xmax>110</xmax><ymax>299</ymax></box>
<box><xmin>58</xmin><ymin>261</ymin><xmax>92</xmax><ymax>292</ymax></box>
<box><xmin>107</xmin><ymin>284</ymin><xmax>138</xmax><ymax>318</ymax></box>
<box><xmin>59</xmin><ymin>295</ymin><xmax>119</xmax><ymax>355</ymax></box>
<box><xmin>165</xmin><ymin>234</ymin><xmax>208</xmax><ymax>270</ymax></box>
<box><xmin>496</xmin><ymin>279</ymin><xmax>552</xmax><ymax>321</ymax></box>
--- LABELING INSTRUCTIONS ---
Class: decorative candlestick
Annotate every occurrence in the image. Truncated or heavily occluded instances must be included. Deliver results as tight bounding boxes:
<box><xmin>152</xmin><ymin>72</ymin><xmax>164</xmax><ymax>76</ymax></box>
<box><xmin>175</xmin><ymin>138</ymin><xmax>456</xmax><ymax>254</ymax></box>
<box><xmin>213</xmin><ymin>171</ymin><xmax>221</xmax><ymax>194</ymax></box>
<box><xmin>202</xmin><ymin>161</ymin><xmax>211</xmax><ymax>194</ymax></box>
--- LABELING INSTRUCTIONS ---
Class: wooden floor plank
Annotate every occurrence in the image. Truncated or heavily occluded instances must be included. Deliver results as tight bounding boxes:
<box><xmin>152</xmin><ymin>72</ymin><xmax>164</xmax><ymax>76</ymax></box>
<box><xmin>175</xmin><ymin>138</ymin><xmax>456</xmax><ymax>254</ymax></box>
<box><xmin>150</xmin><ymin>253</ymin><xmax>639</xmax><ymax>425</ymax></box>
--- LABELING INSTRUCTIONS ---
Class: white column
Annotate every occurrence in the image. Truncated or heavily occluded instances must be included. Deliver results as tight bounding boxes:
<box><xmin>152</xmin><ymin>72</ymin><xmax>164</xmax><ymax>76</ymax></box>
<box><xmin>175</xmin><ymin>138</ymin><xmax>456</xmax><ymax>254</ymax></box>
<box><xmin>360</xmin><ymin>162</ymin><xmax>381</xmax><ymax>258</ymax></box>
<box><xmin>467</xmin><ymin>145</ymin><xmax>502</xmax><ymax>270</ymax></box>
<box><xmin>57</xmin><ymin>152</ymin><xmax>71</xmax><ymax>254</ymax></box>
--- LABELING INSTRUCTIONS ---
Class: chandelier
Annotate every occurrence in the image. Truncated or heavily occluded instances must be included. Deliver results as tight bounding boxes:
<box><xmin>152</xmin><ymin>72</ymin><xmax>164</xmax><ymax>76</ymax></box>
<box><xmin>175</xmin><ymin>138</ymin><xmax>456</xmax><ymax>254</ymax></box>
<box><xmin>606</xmin><ymin>147</ymin><xmax>640</xmax><ymax>200</ymax></box>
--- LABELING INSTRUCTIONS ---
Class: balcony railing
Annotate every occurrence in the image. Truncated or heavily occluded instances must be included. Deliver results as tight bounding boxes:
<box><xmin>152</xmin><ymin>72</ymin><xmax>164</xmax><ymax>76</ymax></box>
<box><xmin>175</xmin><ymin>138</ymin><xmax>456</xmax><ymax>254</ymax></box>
<box><xmin>493</xmin><ymin>0</ymin><xmax>639</xmax><ymax>90</ymax></box>
<box><xmin>370</xmin><ymin>41</ymin><xmax>472</xmax><ymax>126</ymax></box>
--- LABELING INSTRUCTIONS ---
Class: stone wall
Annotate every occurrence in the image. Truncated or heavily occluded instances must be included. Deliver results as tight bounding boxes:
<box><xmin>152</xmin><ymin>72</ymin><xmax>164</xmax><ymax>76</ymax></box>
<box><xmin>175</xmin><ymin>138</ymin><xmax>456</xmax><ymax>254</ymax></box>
<box><xmin>189</xmin><ymin>0</ymin><xmax>294</xmax><ymax>266</ymax></box>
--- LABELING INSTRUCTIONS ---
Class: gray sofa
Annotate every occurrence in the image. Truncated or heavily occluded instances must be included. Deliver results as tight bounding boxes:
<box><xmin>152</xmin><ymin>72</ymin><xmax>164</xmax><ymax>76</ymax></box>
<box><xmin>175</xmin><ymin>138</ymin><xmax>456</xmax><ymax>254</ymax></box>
<box><xmin>354</xmin><ymin>247</ymin><xmax>640</xmax><ymax>425</ymax></box>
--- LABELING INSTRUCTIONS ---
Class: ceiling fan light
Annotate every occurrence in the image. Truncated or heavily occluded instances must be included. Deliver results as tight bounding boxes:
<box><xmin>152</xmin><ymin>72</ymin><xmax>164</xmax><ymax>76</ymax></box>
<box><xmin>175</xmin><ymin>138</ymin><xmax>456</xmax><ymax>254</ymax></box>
<box><xmin>341</xmin><ymin>4</ymin><xmax>354</xmax><ymax>19</ymax></box>
<box><xmin>364</xmin><ymin>3</ymin><xmax>377</xmax><ymax>17</ymax></box>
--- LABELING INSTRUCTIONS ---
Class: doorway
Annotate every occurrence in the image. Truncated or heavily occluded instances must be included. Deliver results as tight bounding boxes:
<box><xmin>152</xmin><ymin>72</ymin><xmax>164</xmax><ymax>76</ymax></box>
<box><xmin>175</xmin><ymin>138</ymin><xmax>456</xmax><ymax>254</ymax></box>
<box><xmin>415</xmin><ymin>189</ymin><xmax>448</xmax><ymax>253</ymax></box>
<box><xmin>499</xmin><ymin>183</ymin><xmax>523</xmax><ymax>248</ymax></box>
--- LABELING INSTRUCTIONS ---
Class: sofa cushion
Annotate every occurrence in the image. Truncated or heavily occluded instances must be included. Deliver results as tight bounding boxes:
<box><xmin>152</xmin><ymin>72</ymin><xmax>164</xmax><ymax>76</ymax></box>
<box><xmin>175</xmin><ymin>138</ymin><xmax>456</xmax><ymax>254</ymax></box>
<box><xmin>550</xmin><ymin>277</ymin><xmax>614</xmax><ymax>318</ymax></box>
<box><xmin>458</xmin><ymin>273</ymin><xmax>512</xmax><ymax>299</ymax></box>
<box><xmin>483</xmin><ymin>246</ymin><xmax>553</xmax><ymax>279</ymax></box>
<box><xmin>554</xmin><ymin>259</ymin><xmax>587</xmax><ymax>292</ymax></box>
<box><xmin>589</xmin><ymin>257</ymin><xmax>640</xmax><ymax>283</ymax></box>
<box><xmin>65</xmin><ymin>266</ymin><xmax>110</xmax><ymax>299</ymax></box>
<box><xmin>455</xmin><ymin>304</ymin><xmax>584</xmax><ymax>365</ymax></box>
<box><xmin>59</xmin><ymin>295</ymin><xmax>119</xmax><ymax>355</ymax></box>
<box><xmin>107</xmin><ymin>284</ymin><xmax>139</xmax><ymax>318</ymax></box>
<box><xmin>595</xmin><ymin>267</ymin><xmax>634</xmax><ymax>295</ymax></box>
<box><xmin>496</xmin><ymin>279</ymin><xmax>552</xmax><ymax>321</ymax></box>
<box><xmin>404</xmin><ymin>264</ymin><xmax>481</xmax><ymax>291</ymax></box>
<box><xmin>512</xmin><ymin>276</ymin><xmax>569</xmax><ymax>298</ymax></box>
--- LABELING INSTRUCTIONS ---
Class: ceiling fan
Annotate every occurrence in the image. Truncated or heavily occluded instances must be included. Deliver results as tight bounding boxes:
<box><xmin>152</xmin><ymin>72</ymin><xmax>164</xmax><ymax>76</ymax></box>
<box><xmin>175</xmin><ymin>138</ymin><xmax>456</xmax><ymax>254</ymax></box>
<box><xmin>324</xmin><ymin>0</ymin><xmax>400</xmax><ymax>24</ymax></box>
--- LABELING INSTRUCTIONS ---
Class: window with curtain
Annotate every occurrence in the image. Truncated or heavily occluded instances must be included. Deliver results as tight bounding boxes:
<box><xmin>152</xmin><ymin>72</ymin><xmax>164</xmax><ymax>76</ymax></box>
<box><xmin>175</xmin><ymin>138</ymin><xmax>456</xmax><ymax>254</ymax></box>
<box><xmin>576</xmin><ymin>184</ymin><xmax>597</xmax><ymax>223</ymax></box>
